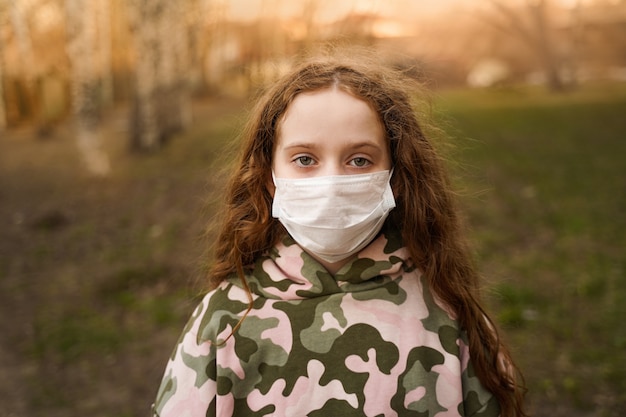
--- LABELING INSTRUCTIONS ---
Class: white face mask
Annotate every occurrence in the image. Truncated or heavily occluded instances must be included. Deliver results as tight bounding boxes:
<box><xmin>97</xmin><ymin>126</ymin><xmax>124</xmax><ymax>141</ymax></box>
<box><xmin>272</xmin><ymin>170</ymin><xmax>396</xmax><ymax>263</ymax></box>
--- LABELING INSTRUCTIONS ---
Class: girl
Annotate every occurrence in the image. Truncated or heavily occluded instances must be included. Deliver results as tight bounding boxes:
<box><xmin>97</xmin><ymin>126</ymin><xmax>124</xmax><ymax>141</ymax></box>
<box><xmin>152</xmin><ymin>52</ymin><xmax>526</xmax><ymax>416</ymax></box>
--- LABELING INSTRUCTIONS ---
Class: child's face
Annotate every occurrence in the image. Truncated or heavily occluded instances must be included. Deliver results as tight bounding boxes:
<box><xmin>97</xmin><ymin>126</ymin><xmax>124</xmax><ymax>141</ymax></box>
<box><xmin>273</xmin><ymin>88</ymin><xmax>391</xmax><ymax>180</ymax></box>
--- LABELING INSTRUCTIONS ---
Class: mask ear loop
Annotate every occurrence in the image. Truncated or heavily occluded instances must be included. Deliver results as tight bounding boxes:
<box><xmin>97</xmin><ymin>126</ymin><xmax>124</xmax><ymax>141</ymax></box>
<box><xmin>383</xmin><ymin>168</ymin><xmax>397</xmax><ymax>210</ymax></box>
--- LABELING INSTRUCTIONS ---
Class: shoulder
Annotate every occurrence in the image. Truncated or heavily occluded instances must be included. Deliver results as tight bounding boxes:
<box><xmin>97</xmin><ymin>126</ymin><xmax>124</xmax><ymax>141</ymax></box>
<box><xmin>187</xmin><ymin>280</ymin><xmax>254</xmax><ymax>345</ymax></box>
<box><xmin>152</xmin><ymin>281</ymin><xmax>253</xmax><ymax>417</ymax></box>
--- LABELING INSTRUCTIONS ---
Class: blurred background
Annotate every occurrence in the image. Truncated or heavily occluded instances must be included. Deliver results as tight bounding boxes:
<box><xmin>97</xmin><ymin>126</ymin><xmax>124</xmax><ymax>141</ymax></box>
<box><xmin>0</xmin><ymin>0</ymin><xmax>625</xmax><ymax>416</ymax></box>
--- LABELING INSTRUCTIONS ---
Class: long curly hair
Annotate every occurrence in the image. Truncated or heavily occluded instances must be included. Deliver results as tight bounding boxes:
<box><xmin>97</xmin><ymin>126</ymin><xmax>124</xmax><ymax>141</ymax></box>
<box><xmin>209</xmin><ymin>51</ymin><xmax>526</xmax><ymax>416</ymax></box>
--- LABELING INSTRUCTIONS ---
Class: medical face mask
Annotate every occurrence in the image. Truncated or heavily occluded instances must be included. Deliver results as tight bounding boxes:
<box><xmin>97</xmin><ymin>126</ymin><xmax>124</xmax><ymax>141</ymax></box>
<box><xmin>272</xmin><ymin>170</ymin><xmax>396</xmax><ymax>263</ymax></box>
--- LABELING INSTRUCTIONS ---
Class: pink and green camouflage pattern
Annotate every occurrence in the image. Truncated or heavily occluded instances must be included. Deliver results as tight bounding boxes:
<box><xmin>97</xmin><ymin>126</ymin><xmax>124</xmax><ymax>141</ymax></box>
<box><xmin>152</xmin><ymin>227</ymin><xmax>499</xmax><ymax>416</ymax></box>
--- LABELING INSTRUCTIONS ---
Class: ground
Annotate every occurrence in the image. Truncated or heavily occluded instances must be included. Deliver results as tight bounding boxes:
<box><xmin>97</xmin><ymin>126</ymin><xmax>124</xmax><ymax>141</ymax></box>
<box><xmin>0</xmin><ymin>99</ymin><xmax>240</xmax><ymax>417</ymax></box>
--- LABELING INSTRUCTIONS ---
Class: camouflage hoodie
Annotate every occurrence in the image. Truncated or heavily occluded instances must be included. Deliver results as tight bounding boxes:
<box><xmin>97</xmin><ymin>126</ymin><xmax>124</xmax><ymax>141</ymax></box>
<box><xmin>152</xmin><ymin>227</ymin><xmax>499</xmax><ymax>416</ymax></box>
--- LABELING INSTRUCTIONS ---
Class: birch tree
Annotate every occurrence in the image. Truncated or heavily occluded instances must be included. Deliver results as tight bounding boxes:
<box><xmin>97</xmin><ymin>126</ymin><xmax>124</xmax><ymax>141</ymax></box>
<box><xmin>127</xmin><ymin>0</ymin><xmax>191</xmax><ymax>151</ymax></box>
<box><xmin>8</xmin><ymin>0</ymin><xmax>38</xmax><ymax>120</ymax></box>
<box><xmin>0</xmin><ymin>3</ymin><xmax>6</xmax><ymax>131</ymax></box>
<box><xmin>97</xmin><ymin>0</ymin><xmax>113</xmax><ymax>106</ymax></box>
<box><xmin>65</xmin><ymin>0</ymin><xmax>110</xmax><ymax>176</ymax></box>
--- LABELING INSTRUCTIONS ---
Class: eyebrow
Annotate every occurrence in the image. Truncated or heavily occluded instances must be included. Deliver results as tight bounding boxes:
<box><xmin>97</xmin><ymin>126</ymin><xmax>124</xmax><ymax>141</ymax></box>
<box><xmin>280</xmin><ymin>141</ymin><xmax>384</xmax><ymax>151</ymax></box>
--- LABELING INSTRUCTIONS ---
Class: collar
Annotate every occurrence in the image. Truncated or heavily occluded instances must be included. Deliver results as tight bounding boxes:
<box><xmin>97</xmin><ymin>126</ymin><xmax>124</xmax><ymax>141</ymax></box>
<box><xmin>236</xmin><ymin>226</ymin><xmax>413</xmax><ymax>300</ymax></box>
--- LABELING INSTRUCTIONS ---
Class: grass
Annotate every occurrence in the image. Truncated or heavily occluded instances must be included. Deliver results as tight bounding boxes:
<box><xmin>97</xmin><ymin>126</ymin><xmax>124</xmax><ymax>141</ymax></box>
<box><xmin>436</xmin><ymin>83</ymin><xmax>626</xmax><ymax>415</ymax></box>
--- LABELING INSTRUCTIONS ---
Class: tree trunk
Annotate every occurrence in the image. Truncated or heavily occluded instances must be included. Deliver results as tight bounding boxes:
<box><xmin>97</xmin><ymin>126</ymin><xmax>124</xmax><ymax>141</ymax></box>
<box><xmin>0</xmin><ymin>23</ymin><xmax>6</xmax><ymax>132</ymax></box>
<box><xmin>529</xmin><ymin>0</ymin><xmax>565</xmax><ymax>92</ymax></box>
<box><xmin>8</xmin><ymin>0</ymin><xmax>38</xmax><ymax>122</ymax></box>
<box><xmin>97</xmin><ymin>0</ymin><xmax>114</xmax><ymax>106</ymax></box>
<box><xmin>65</xmin><ymin>0</ymin><xmax>110</xmax><ymax>176</ymax></box>
<box><xmin>128</xmin><ymin>0</ymin><xmax>191</xmax><ymax>152</ymax></box>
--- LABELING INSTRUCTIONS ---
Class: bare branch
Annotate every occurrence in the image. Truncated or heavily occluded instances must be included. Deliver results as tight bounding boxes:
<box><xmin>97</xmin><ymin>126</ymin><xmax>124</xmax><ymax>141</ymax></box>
<box><xmin>486</xmin><ymin>0</ymin><xmax>540</xmax><ymax>48</ymax></box>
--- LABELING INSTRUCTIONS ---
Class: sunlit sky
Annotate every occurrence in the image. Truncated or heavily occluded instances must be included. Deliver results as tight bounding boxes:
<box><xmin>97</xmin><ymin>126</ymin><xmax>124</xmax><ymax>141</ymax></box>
<box><xmin>225</xmin><ymin>0</ymin><xmax>591</xmax><ymax>22</ymax></box>
<box><xmin>226</xmin><ymin>0</ymin><xmax>475</xmax><ymax>22</ymax></box>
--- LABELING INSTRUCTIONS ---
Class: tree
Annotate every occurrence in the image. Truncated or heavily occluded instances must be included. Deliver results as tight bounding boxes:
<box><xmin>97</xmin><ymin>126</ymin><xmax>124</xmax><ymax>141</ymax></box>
<box><xmin>8</xmin><ymin>0</ymin><xmax>39</xmax><ymax>120</ymax></box>
<box><xmin>127</xmin><ymin>0</ymin><xmax>191</xmax><ymax>152</ymax></box>
<box><xmin>0</xmin><ymin>3</ymin><xmax>6</xmax><ymax>131</ymax></box>
<box><xmin>484</xmin><ymin>0</ymin><xmax>566</xmax><ymax>91</ymax></box>
<box><xmin>97</xmin><ymin>0</ymin><xmax>113</xmax><ymax>106</ymax></box>
<box><xmin>65</xmin><ymin>0</ymin><xmax>110</xmax><ymax>175</ymax></box>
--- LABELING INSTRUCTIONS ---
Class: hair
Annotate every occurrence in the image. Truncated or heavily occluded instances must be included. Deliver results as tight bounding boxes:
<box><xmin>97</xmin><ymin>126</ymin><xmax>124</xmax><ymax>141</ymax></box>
<box><xmin>209</xmin><ymin>49</ymin><xmax>526</xmax><ymax>416</ymax></box>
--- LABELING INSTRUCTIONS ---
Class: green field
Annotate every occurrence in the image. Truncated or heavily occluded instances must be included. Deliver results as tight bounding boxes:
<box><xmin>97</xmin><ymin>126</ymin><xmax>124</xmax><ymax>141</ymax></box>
<box><xmin>0</xmin><ymin>84</ymin><xmax>624</xmax><ymax>416</ymax></box>
<box><xmin>438</xmin><ymin>84</ymin><xmax>626</xmax><ymax>415</ymax></box>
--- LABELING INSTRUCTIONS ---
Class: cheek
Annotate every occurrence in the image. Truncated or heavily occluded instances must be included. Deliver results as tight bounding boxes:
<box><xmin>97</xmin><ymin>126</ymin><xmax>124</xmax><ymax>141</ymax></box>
<box><xmin>384</xmin><ymin>152</ymin><xmax>393</xmax><ymax>170</ymax></box>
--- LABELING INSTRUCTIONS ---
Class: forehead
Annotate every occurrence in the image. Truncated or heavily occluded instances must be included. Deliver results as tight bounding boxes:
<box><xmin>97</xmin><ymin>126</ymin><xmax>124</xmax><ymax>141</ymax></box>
<box><xmin>277</xmin><ymin>88</ymin><xmax>382</xmax><ymax>140</ymax></box>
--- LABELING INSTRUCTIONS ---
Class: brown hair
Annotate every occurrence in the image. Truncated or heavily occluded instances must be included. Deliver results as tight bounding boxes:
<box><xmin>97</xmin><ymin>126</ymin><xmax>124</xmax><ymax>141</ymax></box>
<box><xmin>210</xmin><ymin>51</ymin><xmax>526</xmax><ymax>416</ymax></box>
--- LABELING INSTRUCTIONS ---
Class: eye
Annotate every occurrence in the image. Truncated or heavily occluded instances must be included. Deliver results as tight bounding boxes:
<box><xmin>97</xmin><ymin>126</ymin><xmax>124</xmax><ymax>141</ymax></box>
<box><xmin>294</xmin><ymin>155</ymin><xmax>316</xmax><ymax>167</ymax></box>
<box><xmin>350</xmin><ymin>157</ymin><xmax>371</xmax><ymax>167</ymax></box>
